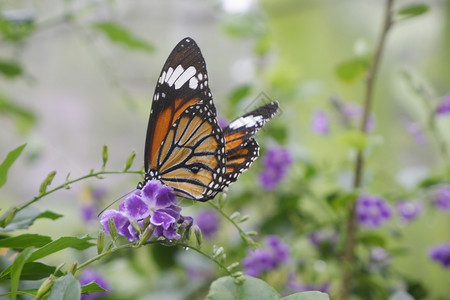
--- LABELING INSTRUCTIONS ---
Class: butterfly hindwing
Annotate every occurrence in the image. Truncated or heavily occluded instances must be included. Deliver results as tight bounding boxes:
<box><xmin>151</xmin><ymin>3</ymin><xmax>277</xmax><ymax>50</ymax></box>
<box><xmin>223</xmin><ymin>101</ymin><xmax>279</xmax><ymax>154</ymax></box>
<box><xmin>223</xmin><ymin>138</ymin><xmax>259</xmax><ymax>185</ymax></box>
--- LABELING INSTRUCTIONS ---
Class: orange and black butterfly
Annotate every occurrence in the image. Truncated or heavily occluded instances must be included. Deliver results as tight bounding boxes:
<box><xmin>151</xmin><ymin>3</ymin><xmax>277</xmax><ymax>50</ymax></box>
<box><xmin>137</xmin><ymin>37</ymin><xmax>279</xmax><ymax>201</ymax></box>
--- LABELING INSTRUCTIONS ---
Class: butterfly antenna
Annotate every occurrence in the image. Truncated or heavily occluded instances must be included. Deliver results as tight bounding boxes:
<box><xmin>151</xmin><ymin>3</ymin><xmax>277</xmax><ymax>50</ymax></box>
<box><xmin>97</xmin><ymin>190</ymin><xmax>135</xmax><ymax>217</ymax></box>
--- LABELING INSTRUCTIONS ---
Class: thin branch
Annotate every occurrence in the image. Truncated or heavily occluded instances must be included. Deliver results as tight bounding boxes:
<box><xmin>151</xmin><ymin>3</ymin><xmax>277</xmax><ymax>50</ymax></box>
<box><xmin>339</xmin><ymin>0</ymin><xmax>394</xmax><ymax>299</ymax></box>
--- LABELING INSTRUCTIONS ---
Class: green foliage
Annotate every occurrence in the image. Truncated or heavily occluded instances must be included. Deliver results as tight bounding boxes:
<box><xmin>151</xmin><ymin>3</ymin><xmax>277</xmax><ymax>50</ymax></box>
<box><xmin>0</xmin><ymin>207</ymin><xmax>62</xmax><ymax>232</ymax></box>
<box><xmin>0</xmin><ymin>234</ymin><xmax>52</xmax><ymax>249</ymax></box>
<box><xmin>396</xmin><ymin>4</ymin><xmax>429</xmax><ymax>19</ymax></box>
<box><xmin>10</xmin><ymin>247</ymin><xmax>34</xmax><ymax>300</ymax></box>
<box><xmin>335</xmin><ymin>57</ymin><xmax>370</xmax><ymax>83</ymax></box>
<box><xmin>0</xmin><ymin>95</ymin><xmax>37</xmax><ymax>133</ymax></box>
<box><xmin>81</xmin><ymin>282</ymin><xmax>106</xmax><ymax>294</ymax></box>
<box><xmin>207</xmin><ymin>276</ymin><xmax>330</xmax><ymax>300</ymax></box>
<box><xmin>0</xmin><ymin>143</ymin><xmax>26</xmax><ymax>188</ymax></box>
<box><xmin>92</xmin><ymin>22</ymin><xmax>155</xmax><ymax>53</ymax></box>
<box><xmin>0</xmin><ymin>58</ymin><xmax>23</xmax><ymax>78</ymax></box>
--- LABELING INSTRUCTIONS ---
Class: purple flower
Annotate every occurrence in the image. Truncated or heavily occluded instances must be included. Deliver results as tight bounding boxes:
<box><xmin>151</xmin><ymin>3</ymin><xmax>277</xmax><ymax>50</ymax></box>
<box><xmin>356</xmin><ymin>195</ymin><xmax>392</xmax><ymax>228</ymax></box>
<box><xmin>100</xmin><ymin>180</ymin><xmax>186</xmax><ymax>242</ymax></box>
<box><xmin>404</xmin><ymin>121</ymin><xmax>426</xmax><ymax>145</ymax></box>
<box><xmin>311</xmin><ymin>110</ymin><xmax>330</xmax><ymax>135</ymax></box>
<box><xmin>428</xmin><ymin>243</ymin><xmax>450</xmax><ymax>268</ymax></box>
<box><xmin>432</xmin><ymin>185</ymin><xmax>450</xmax><ymax>211</ymax></box>
<box><xmin>195</xmin><ymin>209</ymin><xmax>220</xmax><ymax>239</ymax></box>
<box><xmin>259</xmin><ymin>147</ymin><xmax>292</xmax><ymax>190</ymax></box>
<box><xmin>436</xmin><ymin>93</ymin><xmax>450</xmax><ymax>115</ymax></box>
<box><xmin>396</xmin><ymin>200</ymin><xmax>422</xmax><ymax>223</ymax></box>
<box><xmin>242</xmin><ymin>235</ymin><xmax>290</xmax><ymax>277</ymax></box>
<box><xmin>79</xmin><ymin>268</ymin><xmax>110</xmax><ymax>300</ymax></box>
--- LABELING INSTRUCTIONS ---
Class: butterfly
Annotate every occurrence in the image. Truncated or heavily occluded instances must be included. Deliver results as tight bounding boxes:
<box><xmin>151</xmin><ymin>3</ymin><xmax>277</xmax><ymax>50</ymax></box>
<box><xmin>137</xmin><ymin>37</ymin><xmax>279</xmax><ymax>201</ymax></box>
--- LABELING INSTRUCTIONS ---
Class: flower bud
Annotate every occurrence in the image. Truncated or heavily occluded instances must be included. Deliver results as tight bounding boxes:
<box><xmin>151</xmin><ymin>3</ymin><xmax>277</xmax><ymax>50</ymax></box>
<box><xmin>138</xmin><ymin>225</ymin><xmax>154</xmax><ymax>246</ymax></box>
<box><xmin>39</xmin><ymin>171</ymin><xmax>56</xmax><ymax>194</ymax></box>
<box><xmin>97</xmin><ymin>231</ymin><xmax>105</xmax><ymax>254</ymax></box>
<box><xmin>230</xmin><ymin>211</ymin><xmax>240</xmax><ymax>221</ymax></box>
<box><xmin>218</xmin><ymin>193</ymin><xmax>227</xmax><ymax>208</ymax></box>
<box><xmin>102</xmin><ymin>145</ymin><xmax>108</xmax><ymax>170</ymax></box>
<box><xmin>35</xmin><ymin>274</ymin><xmax>55</xmax><ymax>300</ymax></box>
<box><xmin>108</xmin><ymin>217</ymin><xmax>119</xmax><ymax>241</ymax></box>
<box><xmin>1</xmin><ymin>207</ymin><xmax>18</xmax><ymax>227</ymax></box>
<box><xmin>123</xmin><ymin>150</ymin><xmax>136</xmax><ymax>172</ymax></box>
<box><xmin>227</xmin><ymin>262</ymin><xmax>240</xmax><ymax>272</ymax></box>
<box><xmin>193</xmin><ymin>225</ymin><xmax>203</xmax><ymax>248</ymax></box>
<box><xmin>68</xmin><ymin>261</ymin><xmax>78</xmax><ymax>275</ymax></box>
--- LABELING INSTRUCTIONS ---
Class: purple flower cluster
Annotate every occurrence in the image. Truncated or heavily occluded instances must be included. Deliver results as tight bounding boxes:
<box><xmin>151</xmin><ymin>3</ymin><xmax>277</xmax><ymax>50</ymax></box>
<box><xmin>195</xmin><ymin>209</ymin><xmax>220</xmax><ymax>239</ymax></box>
<box><xmin>79</xmin><ymin>268</ymin><xmax>110</xmax><ymax>300</ymax></box>
<box><xmin>428</xmin><ymin>243</ymin><xmax>450</xmax><ymax>268</ymax></box>
<box><xmin>356</xmin><ymin>195</ymin><xmax>392</xmax><ymax>228</ymax></box>
<box><xmin>396</xmin><ymin>200</ymin><xmax>422</xmax><ymax>223</ymax></box>
<box><xmin>436</xmin><ymin>93</ymin><xmax>450</xmax><ymax>115</ymax></box>
<box><xmin>311</xmin><ymin>110</ymin><xmax>330</xmax><ymax>135</ymax></box>
<box><xmin>100</xmin><ymin>180</ymin><xmax>190</xmax><ymax>242</ymax></box>
<box><xmin>242</xmin><ymin>235</ymin><xmax>290</xmax><ymax>277</ymax></box>
<box><xmin>259</xmin><ymin>147</ymin><xmax>292</xmax><ymax>190</ymax></box>
<box><xmin>432</xmin><ymin>185</ymin><xmax>450</xmax><ymax>211</ymax></box>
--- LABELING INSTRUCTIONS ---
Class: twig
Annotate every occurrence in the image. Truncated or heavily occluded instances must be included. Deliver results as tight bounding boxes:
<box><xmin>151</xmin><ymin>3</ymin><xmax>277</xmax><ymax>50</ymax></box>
<box><xmin>339</xmin><ymin>0</ymin><xmax>394</xmax><ymax>299</ymax></box>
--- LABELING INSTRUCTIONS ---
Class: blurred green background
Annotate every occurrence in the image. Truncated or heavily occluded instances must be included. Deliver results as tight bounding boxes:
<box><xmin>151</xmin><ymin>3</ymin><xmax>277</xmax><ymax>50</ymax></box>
<box><xmin>1</xmin><ymin>0</ymin><xmax>449</xmax><ymax>299</ymax></box>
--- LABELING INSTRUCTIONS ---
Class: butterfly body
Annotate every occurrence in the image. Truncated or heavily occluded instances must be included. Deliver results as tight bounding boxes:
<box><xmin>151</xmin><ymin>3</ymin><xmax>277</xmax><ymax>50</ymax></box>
<box><xmin>139</xmin><ymin>37</ymin><xmax>279</xmax><ymax>201</ymax></box>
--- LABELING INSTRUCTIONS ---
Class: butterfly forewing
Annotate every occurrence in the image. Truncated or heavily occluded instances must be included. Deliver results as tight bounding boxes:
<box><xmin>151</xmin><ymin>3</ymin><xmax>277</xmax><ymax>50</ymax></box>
<box><xmin>145</xmin><ymin>38</ymin><xmax>216</xmax><ymax>172</ymax></box>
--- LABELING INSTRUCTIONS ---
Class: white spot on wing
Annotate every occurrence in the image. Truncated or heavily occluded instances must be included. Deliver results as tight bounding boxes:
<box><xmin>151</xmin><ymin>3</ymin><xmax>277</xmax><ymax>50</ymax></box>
<box><xmin>229</xmin><ymin>115</ymin><xmax>264</xmax><ymax>130</ymax></box>
<box><xmin>189</xmin><ymin>77</ymin><xmax>198</xmax><ymax>89</ymax></box>
<box><xmin>167</xmin><ymin>65</ymin><xmax>184</xmax><ymax>86</ymax></box>
<box><xmin>175</xmin><ymin>66</ymin><xmax>196</xmax><ymax>89</ymax></box>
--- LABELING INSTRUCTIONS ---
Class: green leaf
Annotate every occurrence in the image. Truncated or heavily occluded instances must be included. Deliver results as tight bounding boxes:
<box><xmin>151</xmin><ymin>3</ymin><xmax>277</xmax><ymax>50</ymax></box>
<box><xmin>92</xmin><ymin>22</ymin><xmax>155</xmax><ymax>53</ymax></box>
<box><xmin>207</xmin><ymin>275</ymin><xmax>280</xmax><ymax>300</ymax></box>
<box><xmin>0</xmin><ymin>206</ymin><xmax>63</xmax><ymax>232</ymax></box>
<box><xmin>27</xmin><ymin>235</ymin><xmax>95</xmax><ymax>262</ymax></box>
<box><xmin>335</xmin><ymin>57</ymin><xmax>369</xmax><ymax>83</ymax></box>
<box><xmin>337</xmin><ymin>130</ymin><xmax>368</xmax><ymax>150</ymax></box>
<box><xmin>10</xmin><ymin>247</ymin><xmax>34</xmax><ymax>300</ymax></box>
<box><xmin>0</xmin><ymin>233</ymin><xmax>52</xmax><ymax>248</ymax></box>
<box><xmin>81</xmin><ymin>282</ymin><xmax>106</xmax><ymax>294</ymax></box>
<box><xmin>47</xmin><ymin>273</ymin><xmax>81</xmax><ymax>300</ymax></box>
<box><xmin>229</xmin><ymin>84</ymin><xmax>253</xmax><ymax>106</ymax></box>
<box><xmin>359</xmin><ymin>231</ymin><xmax>387</xmax><ymax>248</ymax></box>
<box><xmin>0</xmin><ymin>59</ymin><xmax>23</xmax><ymax>78</ymax></box>
<box><xmin>0</xmin><ymin>236</ymin><xmax>93</xmax><ymax>280</ymax></box>
<box><xmin>14</xmin><ymin>262</ymin><xmax>63</xmax><ymax>280</ymax></box>
<box><xmin>397</xmin><ymin>4</ymin><xmax>429</xmax><ymax>18</ymax></box>
<box><xmin>282</xmin><ymin>291</ymin><xmax>330</xmax><ymax>300</ymax></box>
<box><xmin>0</xmin><ymin>95</ymin><xmax>37</xmax><ymax>133</ymax></box>
<box><xmin>0</xmin><ymin>143</ymin><xmax>26</xmax><ymax>188</ymax></box>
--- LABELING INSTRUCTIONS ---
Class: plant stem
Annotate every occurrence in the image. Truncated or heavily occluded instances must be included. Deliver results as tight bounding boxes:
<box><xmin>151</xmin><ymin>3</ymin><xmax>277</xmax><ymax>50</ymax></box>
<box><xmin>339</xmin><ymin>0</ymin><xmax>394</xmax><ymax>299</ymax></box>
<box><xmin>18</xmin><ymin>170</ymin><xmax>143</xmax><ymax>211</ymax></box>
<box><xmin>208</xmin><ymin>201</ymin><xmax>254</xmax><ymax>247</ymax></box>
